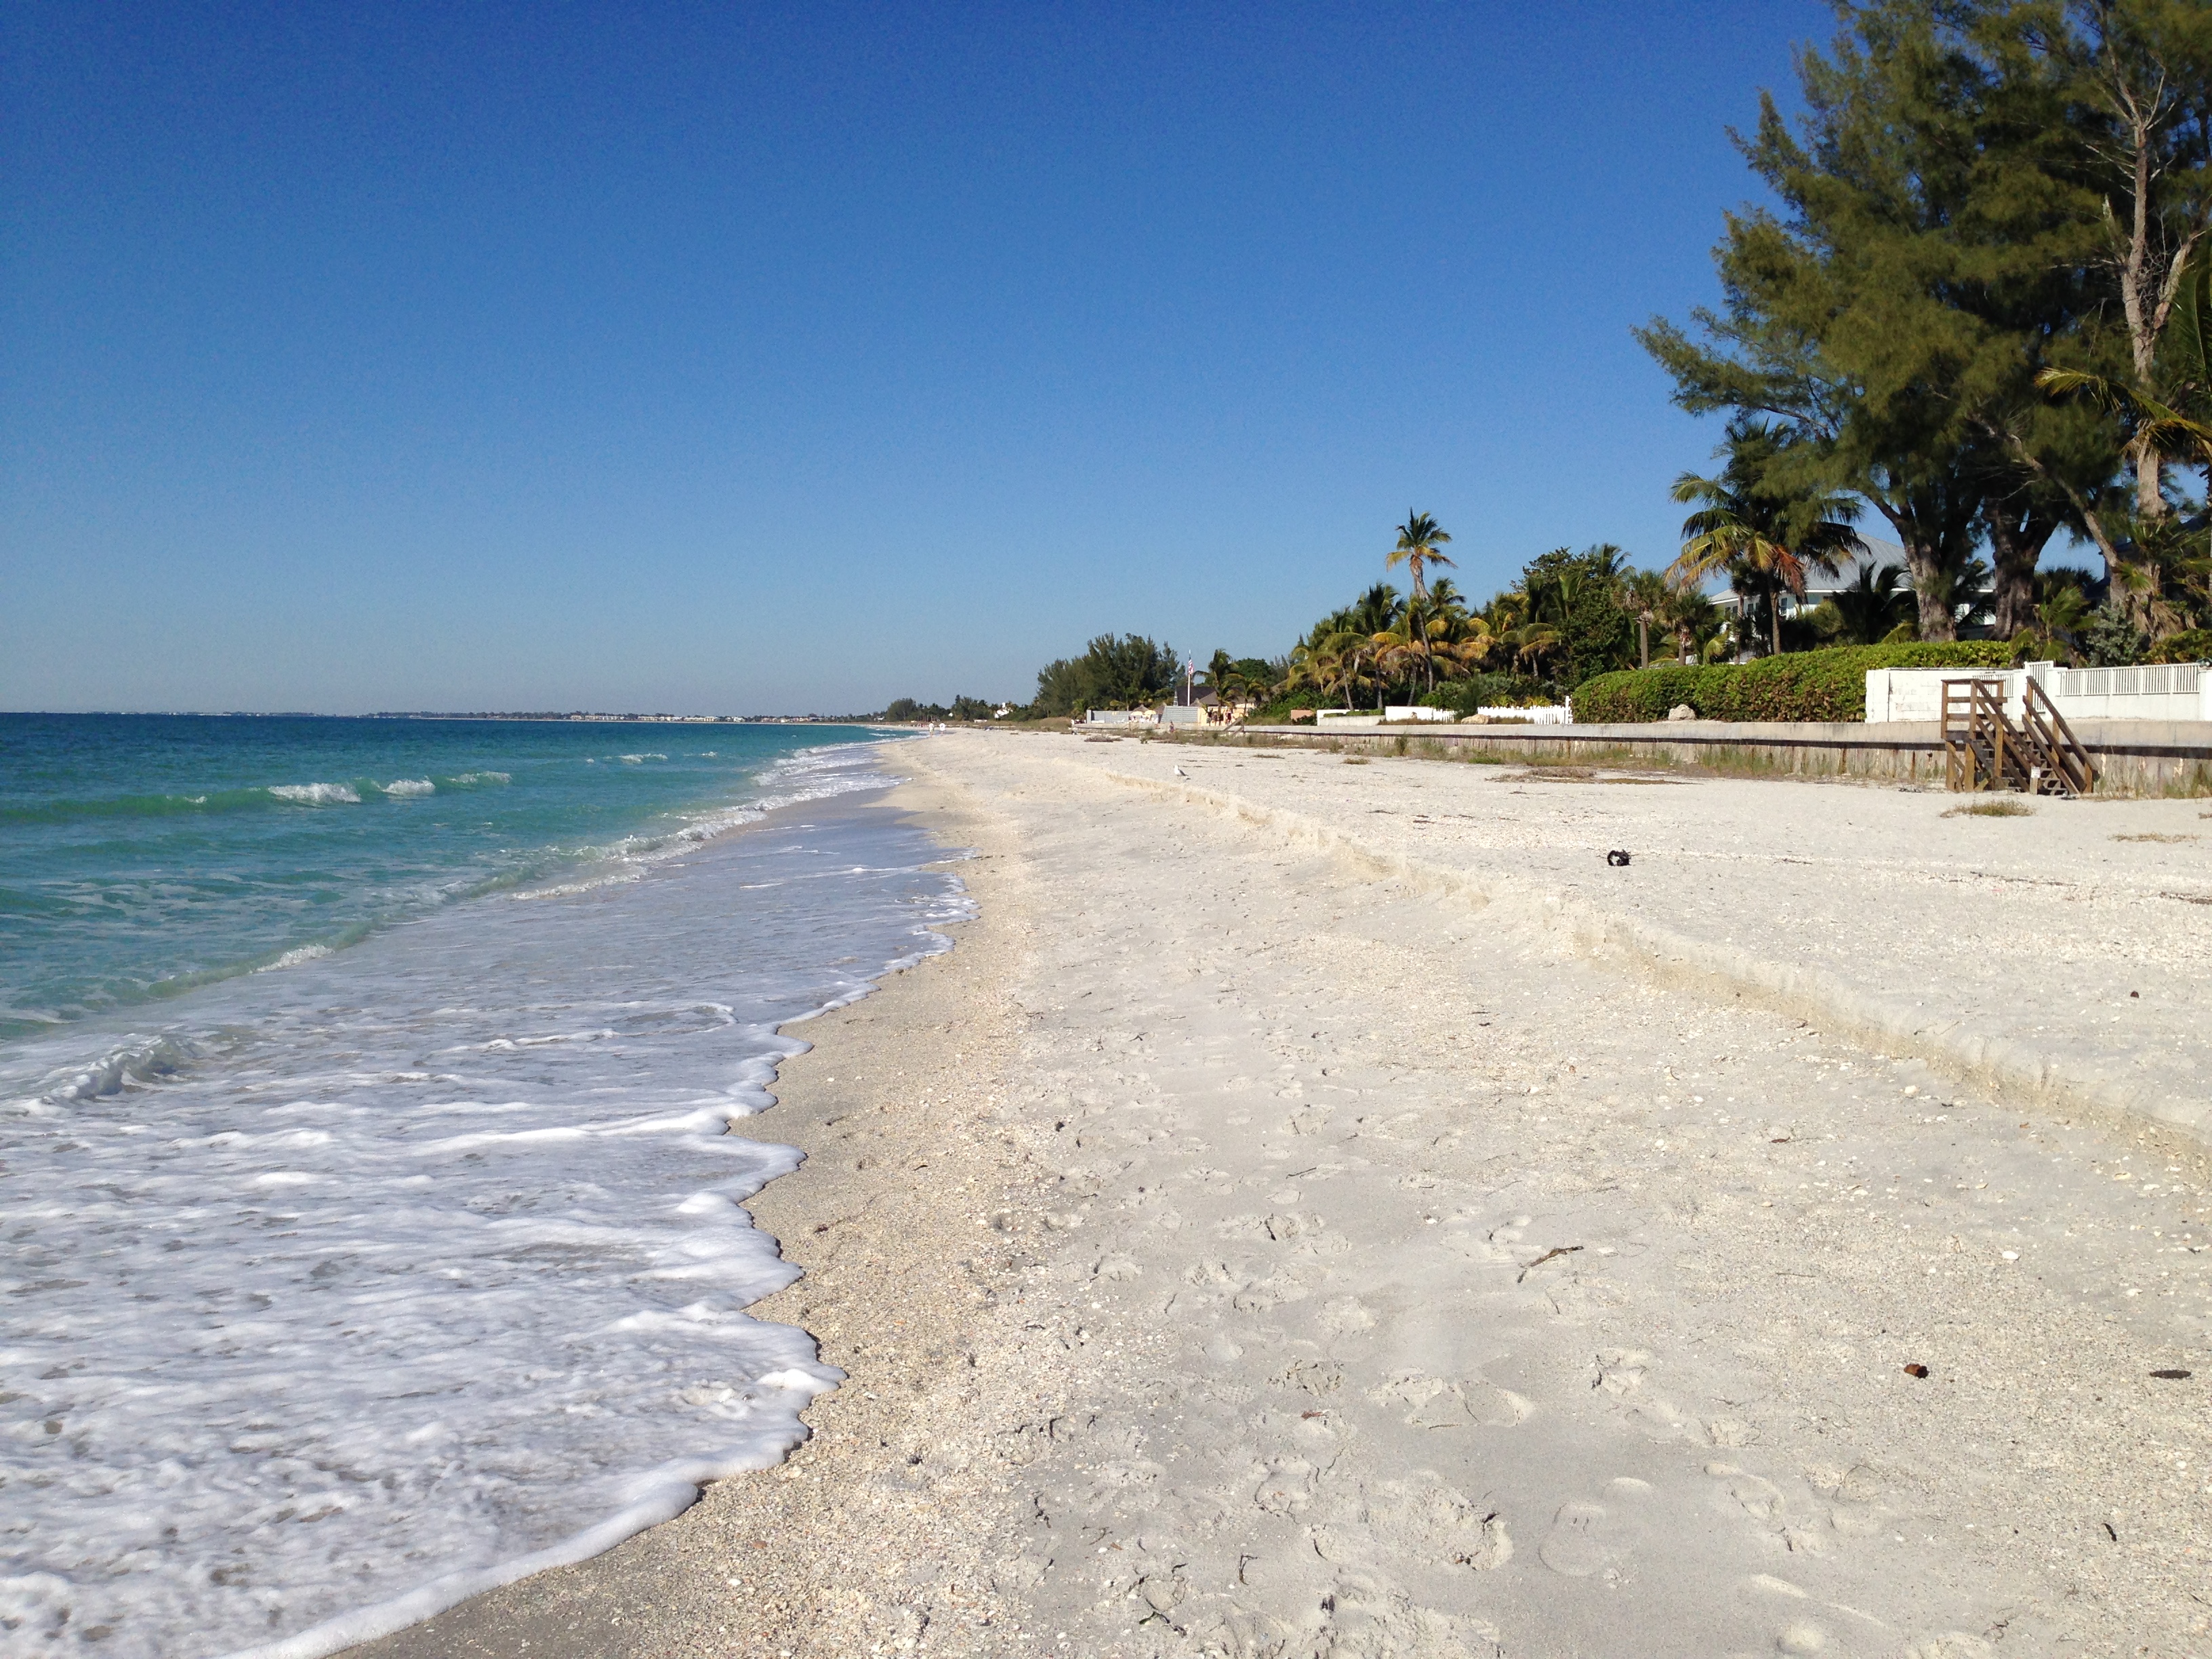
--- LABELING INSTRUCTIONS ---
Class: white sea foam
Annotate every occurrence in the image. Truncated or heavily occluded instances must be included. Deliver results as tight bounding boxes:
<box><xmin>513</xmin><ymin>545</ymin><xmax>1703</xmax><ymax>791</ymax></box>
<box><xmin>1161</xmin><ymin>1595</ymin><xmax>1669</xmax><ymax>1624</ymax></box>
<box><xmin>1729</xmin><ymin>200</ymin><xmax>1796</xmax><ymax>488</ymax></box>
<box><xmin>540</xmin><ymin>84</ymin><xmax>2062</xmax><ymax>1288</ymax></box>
<box><xmin>507</xmin><ymin>739</ymin><xmax>914</xmax><ymax>903</ymax></box>
<box><xmin>37</xmin><ymin>1031</ymin><xmax>200</xmax><ymax>1100</ymax></box>
<box><xmin>0</xmin><ymin>749</ymin><xmax>972</xmax><ymax>1658</ymax></box>
<box><xmin>268</xmin><ymin>782</ymin><xmax>361</xmax><ymax>805</ymax></box>
<box><xmin>448</xmin><ymin>771</ymin><xmax>511</xmax><ymax>786</ymax></box>
<box><xmin>617</xmin><ymin>752</ymin><xmax>668</xmax><ymax>764</ymax></box>
<box><xmin>510</xmin><ymin>866</ymin><xmax>649</xmax><ymax>901</ymax></box>
<box><xmin>258</xmin><ymin>943</ymin><xmax>335</xmax><ymax>971</ymax></box>
<box><xmin>380</xmin><ymin>778</ymin><xmax>435</xmax><ymax>797</ymax></box>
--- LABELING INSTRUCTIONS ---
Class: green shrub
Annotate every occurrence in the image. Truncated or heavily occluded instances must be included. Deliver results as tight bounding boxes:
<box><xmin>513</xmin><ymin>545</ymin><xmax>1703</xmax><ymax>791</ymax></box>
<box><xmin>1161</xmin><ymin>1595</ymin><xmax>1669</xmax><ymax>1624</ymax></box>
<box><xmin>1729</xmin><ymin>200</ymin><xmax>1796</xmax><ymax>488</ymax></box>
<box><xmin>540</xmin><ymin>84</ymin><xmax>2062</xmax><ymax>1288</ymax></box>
<box><xmin>2147</xmin><ymin>628</ymin><xmax>2212</xmax><ymax>665</ymax></box>
<box><xmin>1564</xmin><ymin>663</ymin><xmax>1706</xmax><ymax>722</ymax></box>
<box><xmin>1417</xmin><ymin>673</ymin><xmax>1547</xmax><ymax>715</ymax></box>
<box><xmin>1573</xmin><ymin>642</ymin><xmax>2015</xmax><ymax>724</ymax></box>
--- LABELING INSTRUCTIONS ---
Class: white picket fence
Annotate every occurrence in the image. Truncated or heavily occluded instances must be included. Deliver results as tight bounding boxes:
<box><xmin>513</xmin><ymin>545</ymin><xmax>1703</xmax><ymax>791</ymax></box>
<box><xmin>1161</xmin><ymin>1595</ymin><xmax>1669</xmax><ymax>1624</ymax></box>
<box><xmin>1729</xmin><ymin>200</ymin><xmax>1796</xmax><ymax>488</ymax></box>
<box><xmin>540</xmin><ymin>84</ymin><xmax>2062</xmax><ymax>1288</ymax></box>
<box><xmin>1315</xmin><ymin>703</ymin><xmax>1576</xmax><ymax>729</ymax></box>
<box><xmin>1866</xmin><ymin>661</ymin><xmax>2211</xmax><ymax>724</ymax></box>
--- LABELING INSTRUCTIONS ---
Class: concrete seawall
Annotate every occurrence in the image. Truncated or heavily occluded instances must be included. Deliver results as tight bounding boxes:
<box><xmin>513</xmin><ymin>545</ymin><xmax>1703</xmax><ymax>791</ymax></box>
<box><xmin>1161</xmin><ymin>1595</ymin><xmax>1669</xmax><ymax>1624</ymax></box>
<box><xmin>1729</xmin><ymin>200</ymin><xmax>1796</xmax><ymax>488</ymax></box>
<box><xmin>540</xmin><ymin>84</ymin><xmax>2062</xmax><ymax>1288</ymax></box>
<box><xmin>1170</xmin><ymin>718</ymin><xmax>2212</xmax><ymax>796</ymax></box>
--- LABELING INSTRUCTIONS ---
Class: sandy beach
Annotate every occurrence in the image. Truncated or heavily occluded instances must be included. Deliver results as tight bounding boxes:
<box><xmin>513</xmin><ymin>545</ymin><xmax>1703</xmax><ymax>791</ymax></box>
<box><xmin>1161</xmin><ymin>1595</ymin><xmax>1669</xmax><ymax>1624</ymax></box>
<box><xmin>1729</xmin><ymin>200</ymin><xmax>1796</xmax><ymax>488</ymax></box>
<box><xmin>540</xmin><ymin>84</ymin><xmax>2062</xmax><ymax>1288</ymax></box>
<box><xmin>352</xmin><ymin>731</ymin><xmax>2211</xmax><ymax>1658</ymax></box>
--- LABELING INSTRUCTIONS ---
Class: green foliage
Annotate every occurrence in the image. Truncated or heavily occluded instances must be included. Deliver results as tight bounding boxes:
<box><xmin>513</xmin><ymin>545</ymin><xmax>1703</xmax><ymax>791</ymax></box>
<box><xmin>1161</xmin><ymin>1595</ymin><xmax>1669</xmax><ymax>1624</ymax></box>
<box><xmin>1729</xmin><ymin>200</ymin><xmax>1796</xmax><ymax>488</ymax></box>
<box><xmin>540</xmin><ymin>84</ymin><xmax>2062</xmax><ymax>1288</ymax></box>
<box><xmin>1033</xmin><ymin>634</ymin><xmax>1180</xmax><ymax>716</ymax></box>
<box><xmin>879</xmin><ymin>695</ymin><xmax>998</xmax><ymax>722</ymax></box>
<box><xmin>2148</xmin><ymin>627</ymin><xmax>2212</xmax><ymax>663</ymax></box>
<box><xmin>1572</xmin><ymin>642</ymin><xmax>2014</xmax><ymax>724</ymax></box>
<box><xmin>1822</xmin><ymin>562</ymin><xmax>1914</xmax><ymax>646</ymax></box>
<box><xmin>1517</xmin><ymin>546</ymin><xmax>1637</xmax><ymax>689</ymax></box>
<box><xmin>1416</xmin><ymin>674</ymin><xmax>1547</xmax><ymax>715</ymax></box>
<box><xmin>1202</xmin><ymin>650</ymin><xmax>1278</xmax><ymax>704</ymax></box>
<box><xmin>1565</xmin><ymin>665</ymin><xmax>1709</xmax><ymax>724</ymax></box>
<box><xmin>1635</xmin><ymin>1</ymin><xmax>2123</xmax><ymax>642</ymax></box>
<box><xmin>2076</xmin><ymin>601</ymin><xmax>2150</xmax><ymax>667</ymax></box>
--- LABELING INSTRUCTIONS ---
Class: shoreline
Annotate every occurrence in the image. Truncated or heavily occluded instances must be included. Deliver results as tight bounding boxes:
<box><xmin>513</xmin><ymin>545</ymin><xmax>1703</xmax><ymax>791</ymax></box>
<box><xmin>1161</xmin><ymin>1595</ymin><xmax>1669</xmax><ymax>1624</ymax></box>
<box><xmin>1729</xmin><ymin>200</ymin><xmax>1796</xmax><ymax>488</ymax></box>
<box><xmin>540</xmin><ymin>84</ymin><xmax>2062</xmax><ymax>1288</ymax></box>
<box><xmin>348</xmin><ymin>733</ymin><xmax>2209</xmax><ymax>1657</ymax></box>
<box><xmin>344</xmin><ymin>762</ymin><xmax>1047</xmax><ymax>1659</ymax></box>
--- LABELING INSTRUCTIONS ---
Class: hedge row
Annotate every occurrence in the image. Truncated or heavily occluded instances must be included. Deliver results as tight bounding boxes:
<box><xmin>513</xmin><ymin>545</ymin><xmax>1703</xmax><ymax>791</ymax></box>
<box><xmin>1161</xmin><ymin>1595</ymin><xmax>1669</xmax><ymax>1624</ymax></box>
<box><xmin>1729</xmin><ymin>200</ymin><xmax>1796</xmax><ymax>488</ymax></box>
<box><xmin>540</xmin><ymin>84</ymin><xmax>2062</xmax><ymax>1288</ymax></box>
<box><xmin>1572</xmin><ymin>642</ymin><xmax>2018</xmax><ymax>724</ymax></box>
<box><xmin>1416</xmin><ymin>672</ymin><xmax>1549</xmax><ymax>715</ymax></box>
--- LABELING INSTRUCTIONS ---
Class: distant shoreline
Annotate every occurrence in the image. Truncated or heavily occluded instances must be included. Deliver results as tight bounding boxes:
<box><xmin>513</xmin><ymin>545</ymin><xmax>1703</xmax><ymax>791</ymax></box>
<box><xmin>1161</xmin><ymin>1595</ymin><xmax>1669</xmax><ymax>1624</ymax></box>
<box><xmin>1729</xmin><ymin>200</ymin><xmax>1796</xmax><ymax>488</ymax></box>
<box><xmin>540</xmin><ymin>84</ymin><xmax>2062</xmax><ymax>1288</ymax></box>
<box><xmin>0</xmin><ymin>710</ymin><xmax>887</xmax><ymax>724</ymax></box>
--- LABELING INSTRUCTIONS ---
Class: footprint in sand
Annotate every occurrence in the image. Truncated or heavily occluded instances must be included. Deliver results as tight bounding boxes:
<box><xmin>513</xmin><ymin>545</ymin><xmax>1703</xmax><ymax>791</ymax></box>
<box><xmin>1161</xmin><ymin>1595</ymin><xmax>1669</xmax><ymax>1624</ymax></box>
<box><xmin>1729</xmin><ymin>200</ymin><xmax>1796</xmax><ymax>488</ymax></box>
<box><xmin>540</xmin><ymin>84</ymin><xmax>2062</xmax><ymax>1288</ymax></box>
<box><xmin>1367</xmin><ymin>1370</ymin><xmax>1532</xmax><ymax>1429</ymax></box>
<box><xmin>1275</xmin><ymin>1358</ymin><xmax>1343</xmax><ymax>1395</ymax></box>
<box><xmin>1704</xmin><ymin>1461</ymin><xmax>1786</xmax><ymax>1521</ymax></box>
<box><xmin>1734</xmin><ymin>1574</ymin><xmax>1840</xmax><ymax>1654</ymax></box>
<box><xmin>1904</xmin><ymin>1637</ymin><xmax>1997</xmax><ymax>1659</ymax></box>
<box><xmin>1233</xmin><ymin>1272</ymin><xmax>1311</xmax><ymax>1312</ymax></box>
<box><xmin>1591</xmin><ymin>1349</ymin><xmax>1650</xmax><ymax>1396</ymax></box>
<box><xmin>1538</xmin><ymin>1477</ymin><xmax>1653</xmax><ymax>1579</ymax></box>
<box><xmin>1319</xmin><ymin>1296</ymin><xmax>1375</xmax><ymax>1334</ymax></box>
<box><xmin>1803</xmin><ymin>1461</ymin><xmax>1891</xmax><ymax>1504</ymax></box>
<box><xmin>1254</xmin><ymin>1456</ymin><xmax>1317</xmax><ymax>1515</ymax></box>
<box><xmin>1345</xmin><ymin>1475</ymin><xmax>1514</xmax><ymax>1571</ymax></box>
<box><xmin>1592</xmin><ymin>1349</ymin><xmax>1700</xmax><ymax>1439</ymax></box>
<box><xmin>1307</xmin><ymin>1573</ymin><xmax>1502</xmax><ymax>1658</ymax></box>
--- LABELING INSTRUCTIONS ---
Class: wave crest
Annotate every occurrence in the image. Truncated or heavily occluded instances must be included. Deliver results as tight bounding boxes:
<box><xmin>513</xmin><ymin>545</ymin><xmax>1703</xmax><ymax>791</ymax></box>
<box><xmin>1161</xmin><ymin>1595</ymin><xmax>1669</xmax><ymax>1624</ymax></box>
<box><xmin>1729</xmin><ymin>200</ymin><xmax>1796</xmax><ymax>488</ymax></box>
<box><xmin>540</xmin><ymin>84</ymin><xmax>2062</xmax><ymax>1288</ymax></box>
<box><xmin>43</xmin><ymin>1033</ymin><xmax>201</xmax><ymax>1101</ymax></box>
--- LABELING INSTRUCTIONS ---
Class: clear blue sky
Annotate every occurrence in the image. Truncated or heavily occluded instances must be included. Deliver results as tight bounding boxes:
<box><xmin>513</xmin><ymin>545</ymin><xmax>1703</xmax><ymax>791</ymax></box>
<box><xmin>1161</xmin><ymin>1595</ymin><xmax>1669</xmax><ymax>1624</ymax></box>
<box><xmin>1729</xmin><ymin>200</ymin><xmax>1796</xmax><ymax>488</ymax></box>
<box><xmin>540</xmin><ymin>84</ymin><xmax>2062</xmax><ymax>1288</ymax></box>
<box><xmin>5</xmin><ymin>0</ymin><xmax>1835</xmax><ymax>714</ymax></box>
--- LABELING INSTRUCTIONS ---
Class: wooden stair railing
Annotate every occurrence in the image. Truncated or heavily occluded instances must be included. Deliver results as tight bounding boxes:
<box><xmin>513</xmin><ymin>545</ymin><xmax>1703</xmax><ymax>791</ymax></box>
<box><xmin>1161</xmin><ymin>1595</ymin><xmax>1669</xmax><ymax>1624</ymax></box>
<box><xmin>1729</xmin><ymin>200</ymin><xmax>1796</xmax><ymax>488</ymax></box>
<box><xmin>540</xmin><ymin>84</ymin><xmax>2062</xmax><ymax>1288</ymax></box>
<box><xmin>1942</xmin><ymin>678</ymin><xmax>2011</xmax><ymax>792</ymax></box>
<box><xmin>1940</xmin><ymin>675</ymin><xmax>2096</xmax><ymax>797</ymax></box>
<box><xmin>2019</xmin><ymin>677</ymin><xmax>2096</xmax><ymax>797</ymax></box>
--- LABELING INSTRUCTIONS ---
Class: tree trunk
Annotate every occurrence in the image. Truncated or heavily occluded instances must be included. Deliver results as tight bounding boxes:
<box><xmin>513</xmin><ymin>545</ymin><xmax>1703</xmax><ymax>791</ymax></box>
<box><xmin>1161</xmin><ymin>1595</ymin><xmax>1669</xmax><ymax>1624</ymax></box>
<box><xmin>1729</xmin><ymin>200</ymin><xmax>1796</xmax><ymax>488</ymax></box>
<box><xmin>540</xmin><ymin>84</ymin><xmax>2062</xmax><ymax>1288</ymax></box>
<box><xmin>1904</xmin><ymin>537</ymin><xmax>1959</xmax><ymax>642</ymax></box>
<box><xmin>2121</xmin><ymin>113</ymin><xmax>2172</xmax><ymax>523</ymax></box>
<box><xmin>1638</xmin><ymin>617</ymin><xmax>1650</xmax><ymax>669</ymax></box>
<box><xmin>1986</xmin><ymin>497</ymin><xmax>2060</xmax><ymax>638</ymax></box>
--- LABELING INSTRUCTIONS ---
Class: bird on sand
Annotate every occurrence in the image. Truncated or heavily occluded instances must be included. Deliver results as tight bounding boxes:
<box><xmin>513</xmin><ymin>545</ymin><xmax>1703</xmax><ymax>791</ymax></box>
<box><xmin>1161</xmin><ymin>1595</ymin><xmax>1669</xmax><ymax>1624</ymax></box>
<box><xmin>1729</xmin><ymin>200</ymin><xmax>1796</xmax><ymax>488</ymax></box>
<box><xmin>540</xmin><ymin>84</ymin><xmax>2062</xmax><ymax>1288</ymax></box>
<box><xmin>1174</xmin><ymin>766</ymin><xmax>1189</xmax><ymax>777</ymax></box>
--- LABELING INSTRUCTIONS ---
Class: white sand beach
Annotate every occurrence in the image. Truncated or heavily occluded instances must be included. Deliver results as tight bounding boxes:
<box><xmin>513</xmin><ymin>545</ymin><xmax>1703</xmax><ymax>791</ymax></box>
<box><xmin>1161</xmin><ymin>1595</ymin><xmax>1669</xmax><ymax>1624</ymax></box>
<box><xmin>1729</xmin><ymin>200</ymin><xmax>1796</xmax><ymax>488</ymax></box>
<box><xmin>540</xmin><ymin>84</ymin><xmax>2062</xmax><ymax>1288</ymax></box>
<box><xmin>352</xmin><ymin>731</ymin><xmax>2211</xmax><ymax>1658</ymax></box>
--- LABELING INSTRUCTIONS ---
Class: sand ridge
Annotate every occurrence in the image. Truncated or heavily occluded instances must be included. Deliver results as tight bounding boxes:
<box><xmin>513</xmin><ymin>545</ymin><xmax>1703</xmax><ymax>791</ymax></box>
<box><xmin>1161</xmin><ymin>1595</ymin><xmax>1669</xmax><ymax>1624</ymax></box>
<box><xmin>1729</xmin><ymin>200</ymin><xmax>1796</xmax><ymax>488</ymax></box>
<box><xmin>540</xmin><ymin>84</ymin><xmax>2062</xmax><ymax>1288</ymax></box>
<box><xmin>1071</xmin><ymin>729</ymin><xmax>2212</xmax><ymax>1145</ymax></box>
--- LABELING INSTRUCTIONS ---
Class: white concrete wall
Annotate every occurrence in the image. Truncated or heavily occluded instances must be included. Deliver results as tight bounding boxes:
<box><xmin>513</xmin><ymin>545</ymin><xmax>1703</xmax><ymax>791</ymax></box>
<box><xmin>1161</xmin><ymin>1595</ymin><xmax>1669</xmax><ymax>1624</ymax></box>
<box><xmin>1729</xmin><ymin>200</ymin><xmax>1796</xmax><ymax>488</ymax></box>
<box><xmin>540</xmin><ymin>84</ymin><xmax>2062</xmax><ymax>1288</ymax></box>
<box><xmin>1487</xmin><ymin>703</ymin><xmax>1574</xmax><ymax>726</ymax></box>
<box><xmin>2039</xmin><ymin>662</ymin><xmax>2211</xmax><ymax>721</ymax></box>
<box><xmin>1866</xmin><ymin>663</ymin><xmax>2207</xmax><ymax>724</ymax></box>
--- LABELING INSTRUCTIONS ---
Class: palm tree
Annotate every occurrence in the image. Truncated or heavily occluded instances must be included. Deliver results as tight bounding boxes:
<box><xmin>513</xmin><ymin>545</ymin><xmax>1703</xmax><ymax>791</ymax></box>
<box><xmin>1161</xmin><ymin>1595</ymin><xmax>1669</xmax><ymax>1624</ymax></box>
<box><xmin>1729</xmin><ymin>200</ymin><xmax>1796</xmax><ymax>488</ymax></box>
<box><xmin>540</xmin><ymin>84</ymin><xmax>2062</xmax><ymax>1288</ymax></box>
<box><xmin>1668</xmin><ymin>428</ymin><xmax>1862</xmax><ymax>657</ymax></box>
<box><xmin>1504</xmin><ymin>623</ymin><xmax>1562</xmax><ymax>680</ymax></box>
<box><xmin>1827</xmin><ymin>563</ymin><xmax>1912</xmax><ymax>647</ymax></box>
<box><xmin>2039</xmin><ymin>256</ymin><xmax>2212</xmax><ymax>517</ymax></box>
<box><xmin>1345</xmin><ymin>583</ymin><xmax>1404</xmax><ymax>638</ymax></box>
<box><xmin>1288</xmin><ymin>636</ymin><xmax>1347</xmax><ymax>709</ymax></box>
<box><xmin>1615</xmin><ymin>571</ymin><xmax>1670</xmax><ymax>670</ymax></box>
<box><xmin>1660</xmin><ymin>587</ymin><xmax>1719</xmax><ymax>664</ymax></box>
<box><xmin>1372</xmin><ymin>626</ymin><xmax>1425</xmax><ymax>707</ymax></box>
<box><xmin>2025</xmin><ymin>581</ymin><xmax>2095</xmax><ymax>665</ymax></box>
<box><xmin>1387</xmin><ymin>512</ymin><xmax>1454</xmax><ymax>600</ymax></box>
<box><xmin>1387</xmin><ymin>514</ymin><xmax>1455</xmax><ymax>691</ymax></box>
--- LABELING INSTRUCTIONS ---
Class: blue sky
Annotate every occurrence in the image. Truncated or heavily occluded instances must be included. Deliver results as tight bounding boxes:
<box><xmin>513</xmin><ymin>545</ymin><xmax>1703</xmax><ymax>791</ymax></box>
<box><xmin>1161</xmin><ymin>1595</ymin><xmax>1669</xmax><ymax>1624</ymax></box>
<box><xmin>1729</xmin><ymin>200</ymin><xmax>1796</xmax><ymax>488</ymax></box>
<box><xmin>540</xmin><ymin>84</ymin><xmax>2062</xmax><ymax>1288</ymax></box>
<box><xmin>4</xmin><ymin>1</ymin><xmax>1836</xmax><ymax>714</ymax></box>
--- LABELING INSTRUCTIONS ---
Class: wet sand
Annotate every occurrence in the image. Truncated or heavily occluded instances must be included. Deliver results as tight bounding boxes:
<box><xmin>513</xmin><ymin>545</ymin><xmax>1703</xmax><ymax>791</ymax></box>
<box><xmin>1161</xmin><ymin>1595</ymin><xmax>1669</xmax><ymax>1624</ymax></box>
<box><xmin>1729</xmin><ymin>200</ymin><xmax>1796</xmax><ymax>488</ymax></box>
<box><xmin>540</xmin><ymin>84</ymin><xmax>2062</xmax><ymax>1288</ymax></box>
<box><xmin>350</xmin><ymin>733</ymin><xmax>2211</xmax><ymax>1658</ymax></box>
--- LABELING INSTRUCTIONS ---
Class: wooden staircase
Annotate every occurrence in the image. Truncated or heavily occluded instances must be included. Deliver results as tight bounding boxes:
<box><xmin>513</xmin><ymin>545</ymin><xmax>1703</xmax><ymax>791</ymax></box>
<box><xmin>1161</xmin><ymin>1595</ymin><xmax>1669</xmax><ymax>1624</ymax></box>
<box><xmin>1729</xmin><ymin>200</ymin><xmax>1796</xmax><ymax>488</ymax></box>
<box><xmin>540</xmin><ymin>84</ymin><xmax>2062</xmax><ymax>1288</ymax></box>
<box><xmin>1941</xmin><ymin>677</ymin><xmax>2096</xmax><ymax>797</ymax></box>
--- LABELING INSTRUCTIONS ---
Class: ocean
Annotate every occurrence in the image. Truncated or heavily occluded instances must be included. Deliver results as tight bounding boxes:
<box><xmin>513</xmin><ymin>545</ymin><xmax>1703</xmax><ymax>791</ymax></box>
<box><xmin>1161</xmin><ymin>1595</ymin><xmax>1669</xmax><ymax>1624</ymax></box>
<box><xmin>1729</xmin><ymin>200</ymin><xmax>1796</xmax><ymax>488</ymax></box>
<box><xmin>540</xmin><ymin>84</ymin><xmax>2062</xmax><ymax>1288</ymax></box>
<box><xmin>0</xmin><ymin>715</ymin><xmax>969</xmax><ymax>1658</ymax></box>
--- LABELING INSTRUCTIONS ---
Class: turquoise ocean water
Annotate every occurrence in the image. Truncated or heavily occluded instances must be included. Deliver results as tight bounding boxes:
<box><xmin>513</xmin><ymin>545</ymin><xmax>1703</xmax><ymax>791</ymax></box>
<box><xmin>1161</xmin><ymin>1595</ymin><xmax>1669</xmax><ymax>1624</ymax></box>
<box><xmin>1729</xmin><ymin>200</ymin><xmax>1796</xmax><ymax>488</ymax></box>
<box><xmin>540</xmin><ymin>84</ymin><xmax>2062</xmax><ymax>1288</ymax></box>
<box><xmin>0</xmin><ymin>714</ymin><xmax>884</xmax><ymax>1039</ymax></box>
<box><xmin>0</xmin><ymin>714</ymin><xmax>973</xmax><ymax>1658</ymax></box>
